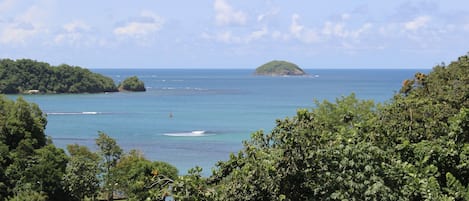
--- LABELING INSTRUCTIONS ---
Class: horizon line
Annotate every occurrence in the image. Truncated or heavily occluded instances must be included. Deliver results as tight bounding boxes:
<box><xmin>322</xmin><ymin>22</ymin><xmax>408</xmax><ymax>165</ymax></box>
<box><xmin>87</xmin><ymin>67</ymin><xmax>433</xmax><ymax>70</ymax></box>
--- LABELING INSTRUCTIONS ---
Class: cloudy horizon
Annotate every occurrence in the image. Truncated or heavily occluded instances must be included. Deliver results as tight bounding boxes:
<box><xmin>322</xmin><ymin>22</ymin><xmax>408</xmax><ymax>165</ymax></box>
<box><xmin>1</xmin><ymin>0</ymin><xmax>468</xmax><ymax>69</ymax></box>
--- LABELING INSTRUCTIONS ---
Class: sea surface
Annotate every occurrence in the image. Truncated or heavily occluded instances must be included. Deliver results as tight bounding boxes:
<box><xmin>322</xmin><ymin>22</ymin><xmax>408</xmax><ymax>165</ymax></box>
<box><xmin>8</xmin><ymin>69</ymin><xmax>427</xmax><ymax>175</ymax></box>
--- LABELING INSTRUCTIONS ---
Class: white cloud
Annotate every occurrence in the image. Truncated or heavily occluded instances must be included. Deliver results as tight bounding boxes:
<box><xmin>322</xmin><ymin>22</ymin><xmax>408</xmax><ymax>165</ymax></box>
<box><xmin>214</xmin><ymin>0</ymin><xmax>247</xmax><ymax>26</ymax></box>
<box><xmin>203</xmin><ymin>26</ymin><xmax>269</xmax><ymax>44</ymax></box>
<box><xmin>287</xmin><ymin>13</ymin><xmax>373</xmax><ymax>48</ymax></box>
<box><xmin>322</xmin><ymin>21</ymin><xmax>372</xmax><ymax>40</ymax></box>
<box><xmin>113</xmin><ymin>11</ymin><xmax>164</xmax><ymax>39</ymax></box>
<box><xmin>378</xmin><ymin>23</ymin><xmax>395</xmax><ymax>37</ymax></box>
<box><xmin>63</xmin><ymin>20</ymin><xmax>90</xmax><ymax>33</ymax></box>
<box><xmin>215</xmin><ymin>31</ymin><xmax>241</xmax><ymax>43</ymax></box>
<box><xmin>207</xmin><ymin>13</ymin><xmax>368</xmax><ymax>45</ymax></box>
<box><xmin>290</xmin><ymin>14</ymin><xmax>304</xmax><ymax>37</ymax></box>
<box><xmin>0</xmin><ymin>0</ymin><xmax>16</xmax><ymax>13</ymax></box>
<box><xmin>206</xmin><ymin>11</ymin><xmax>373</xmax><ymax>50</ymax></box>
<box><xmin>257</xmin><ymin>7</ymin><xmax>279</xmax><ymax>22</ymax></box>
<box><xmin>341</xmin><ymin>13</ymin><xmax>351</xmax><ymax>21</ymax></box>
<box><xmin>465</xmin><ymin>24</ymin><xmax>469</xmax><ymax>32</ymax></box>
<box><xmin>246</xmin><ymin>26</ymin><xmax>268</xmax><ymax>42</ymax></box>
<box><xmin>54</xmin><ymin>20</ymin><xmax>94</xmax><ymax>47</ymax></box>
<box><xmin>322</xmin><ymin>22</ymin><xmax>345</xmax><ymax>37</ymax></box>
<box><xmin>290</xmin><ymin>14</ymin><xmax>320</xmax><ymax>43</ymax></box>
<box><xmin>404</xmin><ymin>16</ymin><xmax>430</xmax><ymax>31</ymax></box>
<box><xmin>376</xmin><ymin>14</ymin><xmax>451</xmax><ymax>50</ymax></box>
<box><xmin>0</xmin><ymin>4</ymin><xmax>48</xmax><ymax>45</ymax></box>
<box><xmin>0</xmin><ymin>23</ymin><xmax>40</xmax><ymax>44</ymax></box>
<box><xmin>271</xmin><ymin>30</ymin><xmax>289</xmax><ymax>41</ymax></box>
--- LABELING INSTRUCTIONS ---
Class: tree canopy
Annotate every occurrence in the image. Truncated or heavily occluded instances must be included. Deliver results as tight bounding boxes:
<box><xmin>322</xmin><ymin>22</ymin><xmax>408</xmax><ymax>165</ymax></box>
<box><xmin>0</xmin><ymin>96</ymin><xmax>71</xmax><ymax>201</ymax></box>
<box><xmin>0</xmin><ymin>59</ymin><xmax>118</xmax><ymax>94</ymax></box>
<box><xmin>62</xmin><ymin>144</ymin><xmax>100</xmax><ymax>201</ymax></box>
<box><xmin>118</xmin><ymin>76</ymin><xmax>146</xmax><ymax>92</ymax></box>
<box><xmin>114</xmin><ymin>150</ymin><xmax>178</xmax><ymax>201</ymax></box>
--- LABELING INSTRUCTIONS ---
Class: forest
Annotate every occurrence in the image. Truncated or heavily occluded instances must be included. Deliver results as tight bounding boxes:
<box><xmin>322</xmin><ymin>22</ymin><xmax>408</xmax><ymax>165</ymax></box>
<box><xmin>0</xmin><ymin>53</ymin><xmax>468</xmax><ymax>200</ymax></box>
<box><xmin>0</xmin><ymin>59</ymin><xmax>118</xmax><ymax>94</ymax></box>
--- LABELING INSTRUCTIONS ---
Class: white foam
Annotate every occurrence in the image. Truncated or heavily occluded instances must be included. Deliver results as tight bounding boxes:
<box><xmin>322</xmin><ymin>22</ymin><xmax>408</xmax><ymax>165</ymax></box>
<box><xmin>163</xmin><ymin>130</ymin><xmax>208</xmax><ymax>137</ymax></box>
<box><xmin>47</xmin><ymin>112</ymin><xmax>101</xmax><ymax>115</ymax></box>
<box><xmin>82</xmin><ymin>111</ymin><xmax>98</xmax><ymax>115</ymax></box>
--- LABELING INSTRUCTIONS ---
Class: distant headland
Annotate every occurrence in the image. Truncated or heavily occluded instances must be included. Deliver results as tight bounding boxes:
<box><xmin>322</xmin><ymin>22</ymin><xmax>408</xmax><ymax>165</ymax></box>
<box><xmin>0</xmin><ymin>59</ymin><xmax>145</xmax><ymax>94</ymax></box>
<box><xmin>254</xmin><ymin>60</ymin><xmax>306</xmax><ymax>76</ymax></box>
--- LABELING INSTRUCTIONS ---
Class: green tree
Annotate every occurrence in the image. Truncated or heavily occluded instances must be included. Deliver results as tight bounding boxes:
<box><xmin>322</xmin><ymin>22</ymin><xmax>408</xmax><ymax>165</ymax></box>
<box><xmin>96</xmin><ymin>132</ymin><xmax>123</xmax><ymax>201</ymax></box>
<box><xmin>114</xmin><ymin>150</ymin><xmax>178</xmax><ymax>201</ymax></box>
<box><xmin>172</xmin><ymin>166</ymin><xmax>216</xmax><ymax>201</ymax></box>
<box><xmin>0</xmin><ymin>96</ymin><xmax>71</xmax><ymax>200</ymax></box>
<box><xmin>118</xmin><ymin>76</ymin><xmax>146</xmax><ymax>92</ymax></box>
<box><xmin>7</xmin><ymin>183</ymin><xmax>48</xmax><ymax>201</ymax></box>
<box><xmin>63</xmin><ymin>144</ymin><xmax>100</xmax><ymax>201</ymax></box>
<box><xmin>0</xmin><ymin>142</ymin><xmax>9</xmax><ymax>200</ymax></box>
<box><xmin>0</xmin><ymin>96</ymin><xmax>47</xmax><ymax>150</ymax></box>
<box><xmin>5</xmin><ymin>143</ymin><xmax>70</xmax><ymax>201</ymax></box>
<box><xmin>372</xmin><ymin>53</ymin><xmax>469</xmax><ymax>199</ymax></box>
<box><xmin>66</xmin><ymin>143</ymin><xmax>101</xmax><ymax>162</ymax></box>
<box><xmin>209</xmin><ymin>95</ymin><xmax>405</xmax><ymax>201</ymax></box>
<box><xmin>0</xmin><ymin>59</ymin><xmax>118</xmax><ymax>94</ymax></box>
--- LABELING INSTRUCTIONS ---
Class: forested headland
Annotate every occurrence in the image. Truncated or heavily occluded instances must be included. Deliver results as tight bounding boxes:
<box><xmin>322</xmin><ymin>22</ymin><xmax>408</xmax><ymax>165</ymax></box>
<box><xmin>0</xmin><ymin>59</ymin><xmax>118</xmax><ymax>94</ymax></box>
<box><xmin>0</xmin><ymin>53</ymin><xmax>469</xmax><ymax>200</ymax></box>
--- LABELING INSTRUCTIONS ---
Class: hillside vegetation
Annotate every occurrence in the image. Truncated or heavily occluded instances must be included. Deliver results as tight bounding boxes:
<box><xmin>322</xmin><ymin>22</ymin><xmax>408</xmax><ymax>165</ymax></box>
<box><xmin>0</xmin><ymin>59</ymin><xmax>118</xmax><ymax>94</ymax></box>
<box><xmin>254</xmin><ymin>60</ymin><xmax>306</xmax><ymax>76</ymax></box>
<box><xmin>1</xmin><ymin>53</ymin><xmax>469</xmax><ymax>200</ymax></box>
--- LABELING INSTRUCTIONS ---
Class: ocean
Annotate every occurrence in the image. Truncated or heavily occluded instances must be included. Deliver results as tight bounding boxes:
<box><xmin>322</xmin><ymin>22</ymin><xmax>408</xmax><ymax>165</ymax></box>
<box><xmin>8</xmin><ymin>69</ymin><xmax>427</xmax><ymax>175</ymax></box>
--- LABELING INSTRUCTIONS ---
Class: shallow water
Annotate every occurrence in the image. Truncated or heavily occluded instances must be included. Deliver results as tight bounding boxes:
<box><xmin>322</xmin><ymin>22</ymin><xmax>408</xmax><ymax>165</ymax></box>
<box><xmin>10</xmin><ymin>69</ymin><xmax>425</xmax><ymax>175</ymax></box>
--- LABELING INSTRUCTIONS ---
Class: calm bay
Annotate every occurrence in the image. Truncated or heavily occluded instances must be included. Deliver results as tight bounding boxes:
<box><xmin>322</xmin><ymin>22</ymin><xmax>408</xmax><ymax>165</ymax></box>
<box><xmin>9</xmin><ymin>69</ymin><xmax>426</xmax><ymax>174</ymax></box>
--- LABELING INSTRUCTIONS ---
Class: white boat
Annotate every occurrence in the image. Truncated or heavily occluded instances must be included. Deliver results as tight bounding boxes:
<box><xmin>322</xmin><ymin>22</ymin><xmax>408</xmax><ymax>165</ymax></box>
<box><xmin>82</xmin><ymin>112</ymin><xmax>99</xmax><ymax>115</ymax></box>
<box><xmin>191</xmin><ymin>130</ymin><xmax>205</xmax><ymax>135</ymax></box>
<box><xmin>163</xmin><ymin>130</ymin><xmax>207</xmax><ymax>137</ymax></box>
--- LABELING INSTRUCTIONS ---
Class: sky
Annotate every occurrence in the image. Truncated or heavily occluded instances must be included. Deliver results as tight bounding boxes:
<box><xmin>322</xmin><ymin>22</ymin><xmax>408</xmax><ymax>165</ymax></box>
<box><xmin>1</xmin><ymin>0</ymin><xmax>469</xmax><ymax>69</ymax></box>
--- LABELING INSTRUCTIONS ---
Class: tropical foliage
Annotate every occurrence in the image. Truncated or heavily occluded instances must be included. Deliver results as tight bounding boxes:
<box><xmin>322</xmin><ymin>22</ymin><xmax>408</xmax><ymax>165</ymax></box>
<box><xmin>118</xmin><ymin>76</ymin><xmax>146</xmax><ymax>92</ymax></box>
<box><xmin>1</xmin><ymin>52</ymin><xmax>469</xmax><ymax>200</ymax></box>
<box><xmin>0</xmin><ymin>96</ymin><xmax>71</xmax><ymax>201</ymax></box>
<box><xmin>0</xmin><ymin>59</ymin><xmax>117</xmax><ymax>94</ymax></box>
<box><xmin>62</xmin><ymin>144</ymin><xmax>100</xmax><ymax>201</ymax></box>
<box><xmin>114</xmin><ymin>150</ymin><xmax>178</xmax><ymax>201</ymax></box>
<box><xmin>95</xmin><ymin>131</ymin><xmax>123</xmax><ymax>201</ymax></box>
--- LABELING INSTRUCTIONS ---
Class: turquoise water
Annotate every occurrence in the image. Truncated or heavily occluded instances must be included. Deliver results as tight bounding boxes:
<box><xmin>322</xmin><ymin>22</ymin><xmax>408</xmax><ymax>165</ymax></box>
<box><xmin>10</xmin><ymin>69</ymin><xmax>425</xmax><ymax>174</ymax></box>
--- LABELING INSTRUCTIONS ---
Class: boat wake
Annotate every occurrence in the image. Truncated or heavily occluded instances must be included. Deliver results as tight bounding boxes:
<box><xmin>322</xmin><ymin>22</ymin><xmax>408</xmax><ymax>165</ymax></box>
<box><xmin>46</xmin><ymin>112</ymin><xmax>104</xmax><ymax>115</ymax></box>
<box><xmin>163</xmin><ymin>130</ymin><xmax>211</xmax><ymax>137</ymax></box>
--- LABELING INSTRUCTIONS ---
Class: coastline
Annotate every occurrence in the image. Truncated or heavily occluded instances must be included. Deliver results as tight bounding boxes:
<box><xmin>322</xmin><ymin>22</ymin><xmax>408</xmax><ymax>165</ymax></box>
<box><xmin>8</xmin><ymin>68</ymin><xmax>425</xmax><ymax>175</ymax></box>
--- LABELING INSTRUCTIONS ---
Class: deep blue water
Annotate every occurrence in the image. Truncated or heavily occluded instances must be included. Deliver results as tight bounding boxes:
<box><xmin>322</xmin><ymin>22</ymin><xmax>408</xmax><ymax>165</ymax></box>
<box><xmin>9</xmin><ymin>69</ymin><xmax>427</xmax><ymax>175</ymax></box>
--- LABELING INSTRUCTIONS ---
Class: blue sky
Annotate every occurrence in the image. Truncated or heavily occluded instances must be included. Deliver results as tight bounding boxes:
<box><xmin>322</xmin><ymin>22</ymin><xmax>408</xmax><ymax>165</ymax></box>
<box><xmin>1</xmin><ymin>0</ymin><xmax>468</xmax><ymax>69</ymax></box>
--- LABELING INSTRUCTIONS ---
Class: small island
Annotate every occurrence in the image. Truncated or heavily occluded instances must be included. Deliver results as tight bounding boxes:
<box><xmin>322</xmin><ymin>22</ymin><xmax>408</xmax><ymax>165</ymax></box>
<box><xmin>254</xmin><ymin>60</ymin><xmax>306</xmax><ymax>76</ymax></box>
<box><xmin>118</xmin><ymin>76</ymin><xmax>146</xmax><ymax>92</ymax></box>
